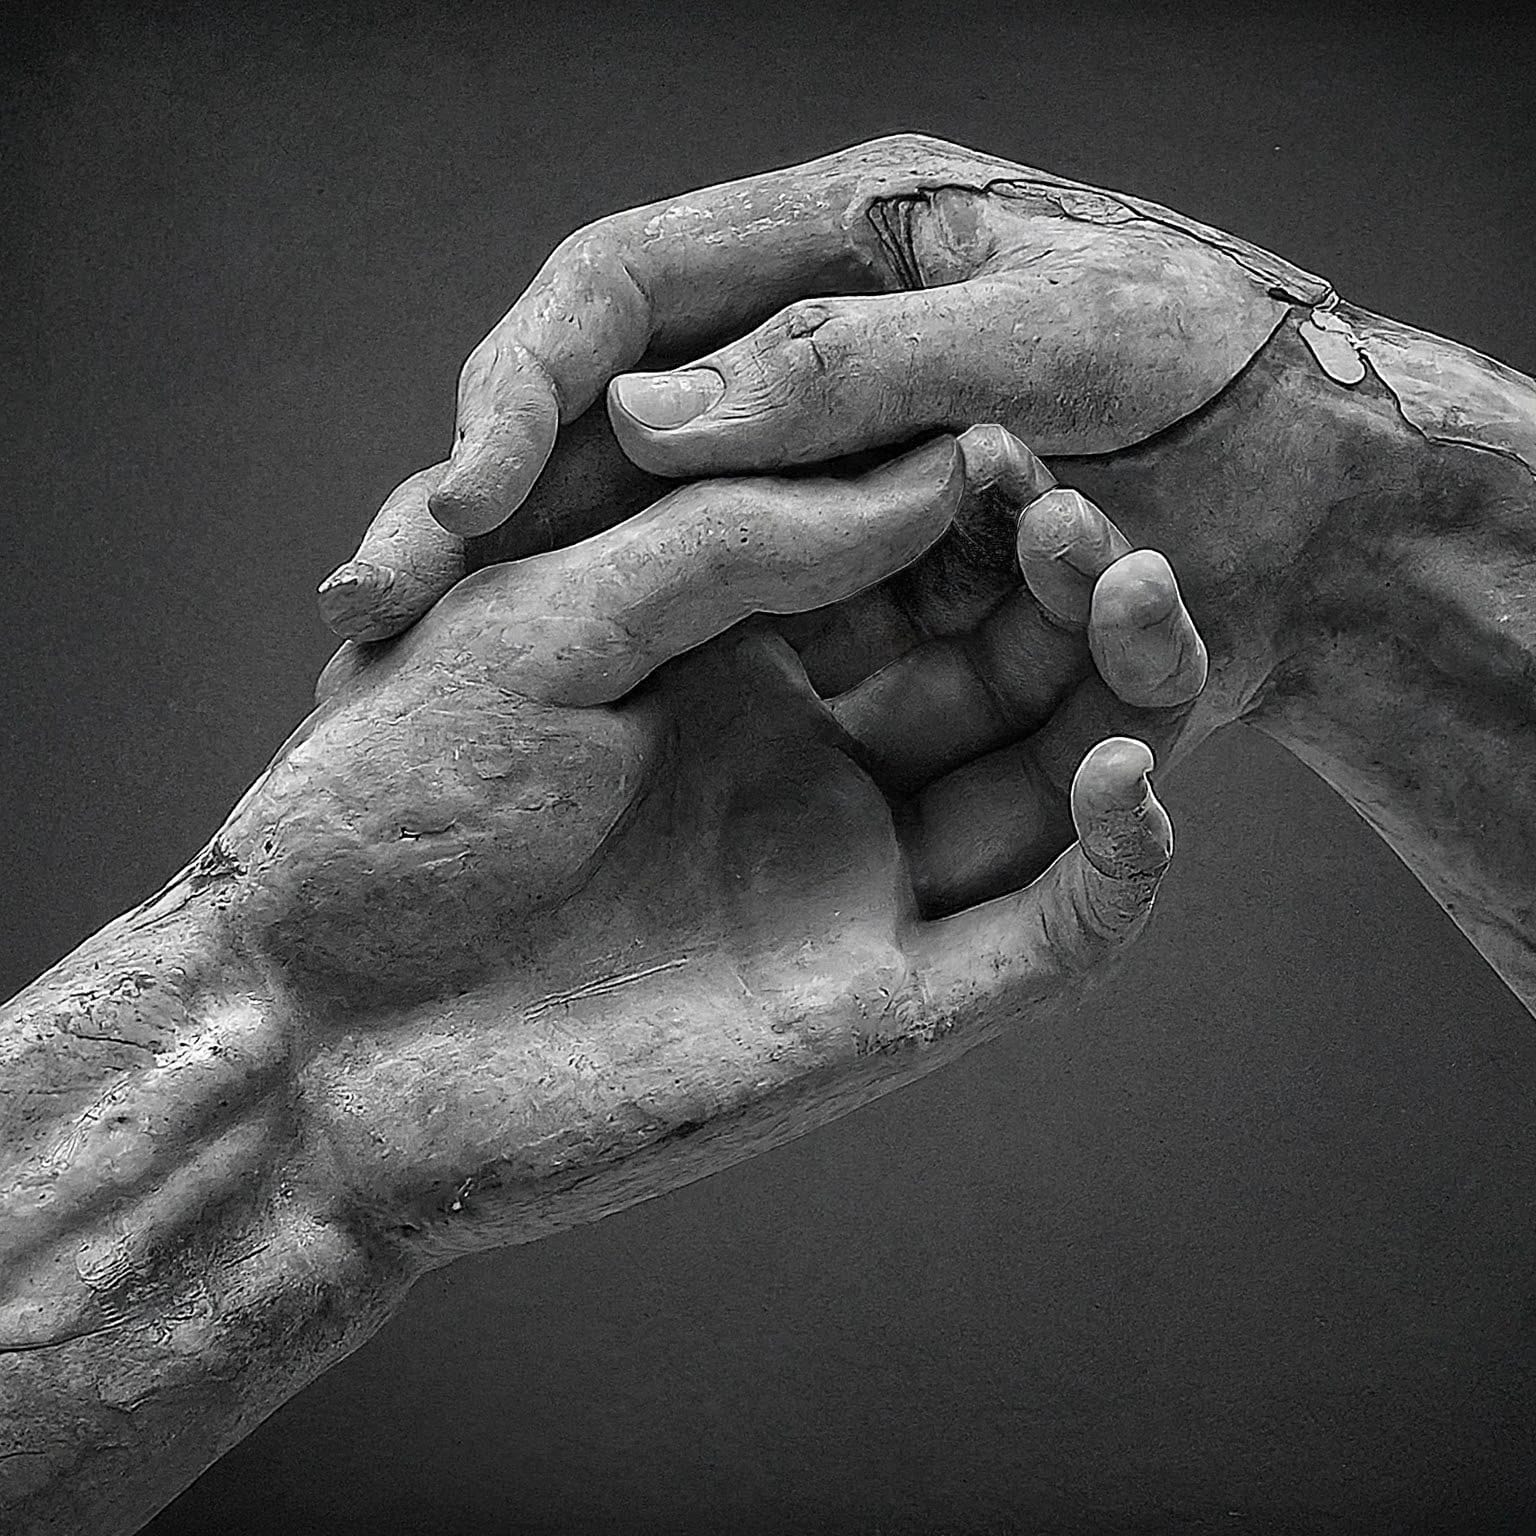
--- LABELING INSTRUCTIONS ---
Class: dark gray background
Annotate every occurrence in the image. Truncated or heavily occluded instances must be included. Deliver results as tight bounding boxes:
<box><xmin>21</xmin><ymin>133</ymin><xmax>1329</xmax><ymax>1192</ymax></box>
<box><xmin>5</xmin><ymin>1</ymin><xmax>1535</xmax><ymax>1531</ymax></box>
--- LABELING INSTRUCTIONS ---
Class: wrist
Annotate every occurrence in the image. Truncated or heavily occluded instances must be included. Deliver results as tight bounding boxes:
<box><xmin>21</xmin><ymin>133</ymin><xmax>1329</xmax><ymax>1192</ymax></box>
<box><xmin>0</xmin><ymin>864</ymin><xmax>412</xmax><ymax>1340</ymax></box>
<box><xmin>2</xmin><ymin>892</ymin><xmax>279</xmax><ymax>1344</ymax></box>
<box><xmin>1261</xmin><ymin>310</ymin><xmax>1536</xmax><ymax>732</ymax></box>
<box><xmin>1244</xmin><ymin>316</ymin><xmax>1536</xmax><ymax>1006</ymax></box>
<box><xmin>1049</xmin><ymin>317</ymin><xmax>1371</xmax><ymax>747</ymax></box>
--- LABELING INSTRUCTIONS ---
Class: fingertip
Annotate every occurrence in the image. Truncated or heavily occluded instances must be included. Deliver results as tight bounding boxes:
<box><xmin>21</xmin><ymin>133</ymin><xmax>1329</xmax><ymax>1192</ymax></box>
<box><xmin>431</xmin><ymin>406</ymin><xmax>558</xmax><ymax>537</ymax></box>
<box><xmin>1019</xmin><ymin>487</ymin><xmax>1133</xmax><ymax>578</ymax></box>
<box><xmin>1090</xmin><ymin>550</ymin><xmax>1208</xmax><ymax>708</ymax></box>
<box><xmin>429</xmin><ymin>467</ymin><xmax>516</xmax><ymax>538</ymax></box>
<box><xmin>1070</xmin><ymin>736</ymin><xmax>1173</xmax><ymax>880</ymax></box>
<box><xmin>1072</xmin><ymin>735</ymin><xmax>1155</xmax><ymax>809</ymax></box>
<box><xmin>1017</xmin><ymin>489</ymin><xmax>1106</xmax><ymax>628</ymax></box>
<box><xmin>1016</xmin><ymin>488</ymin><xmax>1092</xmax><ymax>561</ymax></box>
<box><xmin>317</xmin><ymin>559</ymin><xmax>400</xmax><ymax>640</ymax></box>
<box><xmin>1091</xmin><ymin>549</ymin><xmax>1179</xmax><ymax>631</ymax></box>
<box><xmin>957</xmin><ymin>422</ymin><xmax>1056</xmax><ymax>504</ymax></box>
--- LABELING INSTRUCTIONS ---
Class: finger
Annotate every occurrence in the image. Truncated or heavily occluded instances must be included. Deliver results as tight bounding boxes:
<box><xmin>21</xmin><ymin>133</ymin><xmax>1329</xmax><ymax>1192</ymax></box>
<box><xmin>905</xmin><ymin>737</ymin><xmax>1171</xmax><ymax>1012</ymax></box>
<box><xmin>828</xmin><ymin>426</ymin><xmax>1083</xmax><ymax>794</ymax></box>
<box><xmin>827</xmin><ymin>431</ymin><xmax>1144</xmax><ymax>794</ymax></box>
<box><xmin>318</xmin><ymin>413</ymin><xmax>669</xmax><ymax>644</ymax></box>
<box><xmin>1087</xmin><ymin>549</ymin><xmax>1209</xmax><ymax>708</ymax></box>
<box><xmin>1016</xmin><ymin>486</ymin><xmax>1134</xmax><ymax>629</ymax></box>
<box><xmin>957</xmin><ymin>419</ymin><xmax>1060</xmax><ymax>510</ymax></box>
<box><xmin>427</xmin><ymin>134</ymin><xmax>985</xmax><ymax>537</ymax></box>
<box><xmin>897</xmin><ymin>656</ymin><xmax>1199</xmax><ymax>918</ymax></box>
<box><xmin>477</xmin><ymin>437</ymin><xmax>965</xmax><ymax>707</ymax></box>
<box><xmin>608</xmin><ymin>277</ymin><xmax>1030</xmax><ymax>478</ymax></box>
<box><xmin>318</xmin><ymin>464</ymin><xmax>464</xmax><ymax>641</ymax></box>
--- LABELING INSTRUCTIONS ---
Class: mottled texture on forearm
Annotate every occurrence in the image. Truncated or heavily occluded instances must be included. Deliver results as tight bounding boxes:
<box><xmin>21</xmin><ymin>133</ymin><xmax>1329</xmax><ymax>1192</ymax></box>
<box><xmin>0</xmin><ymin>899</ymin><xmax>408</xmax><ymax>1533</ymax></box>
<box><xmin>1253</xmin><ymin>321</ymin><xmax>1536</xmax><ymax>1004</ymax></box>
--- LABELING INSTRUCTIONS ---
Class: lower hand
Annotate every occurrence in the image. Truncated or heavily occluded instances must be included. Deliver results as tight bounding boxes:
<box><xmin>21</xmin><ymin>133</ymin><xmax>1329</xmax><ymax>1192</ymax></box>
<box><xmin>244</xmin><ymin>426</ymin><xmax>1202</xmax><ymax>1253</ymax></box>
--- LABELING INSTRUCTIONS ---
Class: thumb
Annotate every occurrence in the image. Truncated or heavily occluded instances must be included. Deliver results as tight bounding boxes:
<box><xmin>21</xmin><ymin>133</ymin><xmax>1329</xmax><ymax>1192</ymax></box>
<box><xmin>907</xmin><ymin>736</ymin><xmax>1172</xmax><ymax>1014</ymax></box>
<box><xmin>606</xmin><ymin>279</ymin><xmax>1016</xmax><ymax>478</ymax></box>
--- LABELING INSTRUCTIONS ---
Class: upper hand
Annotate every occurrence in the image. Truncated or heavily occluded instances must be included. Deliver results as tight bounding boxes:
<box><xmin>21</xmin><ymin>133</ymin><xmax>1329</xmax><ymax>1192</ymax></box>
<box><xmin>316</xmin><ymin>132</ymin><xmax>1331</xmax><ymax>654</ymax></box>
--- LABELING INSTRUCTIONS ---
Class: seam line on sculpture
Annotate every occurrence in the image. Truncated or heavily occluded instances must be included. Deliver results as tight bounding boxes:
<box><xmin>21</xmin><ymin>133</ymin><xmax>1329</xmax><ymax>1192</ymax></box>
<box><xmin>0</xmin><ymin>1318</ymin><xmax>130</xmax><ymax>1354</ymax></box>
<box><xmin>527</xmin><ymin>957</ymin><xmax>694</xmax><ymax>1021</ymax></box>
<box><xmin>1050</xmin><ymin>308</ymin><xmax>1296</xmax><ymax>466</ymax></box>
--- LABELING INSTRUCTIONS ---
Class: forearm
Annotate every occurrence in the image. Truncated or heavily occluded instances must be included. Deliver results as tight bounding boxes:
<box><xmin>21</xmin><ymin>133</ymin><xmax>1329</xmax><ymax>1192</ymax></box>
<box><xmin>0</xmin><ymin>891</ymin><xmax>408</xmax><ymax>1533</ymax></box>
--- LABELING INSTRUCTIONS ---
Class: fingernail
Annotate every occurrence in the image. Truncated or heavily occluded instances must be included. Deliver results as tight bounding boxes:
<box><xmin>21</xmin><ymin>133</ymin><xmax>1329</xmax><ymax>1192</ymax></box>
<box><xmin>317</xmin><ymin>560</ymin><xmax>395</xmax><ymax>629</ymax></box>
<box><xmin>1081</xmin><ymin>737</ymin><xmax>1157</xmax><ymax>810</ymax></box>
<box><xmin>612</xmin><ymin>369</ymin><xmax>725</xmax><ymax>430</ymax></box>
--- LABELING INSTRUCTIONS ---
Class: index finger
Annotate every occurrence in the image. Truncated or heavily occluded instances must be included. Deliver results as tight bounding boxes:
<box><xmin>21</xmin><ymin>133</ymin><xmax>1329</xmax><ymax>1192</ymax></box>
<box><xmin>429</xmin><ymin>133</ymin><xmax>1001</xmax><ymax>536</ymax></box>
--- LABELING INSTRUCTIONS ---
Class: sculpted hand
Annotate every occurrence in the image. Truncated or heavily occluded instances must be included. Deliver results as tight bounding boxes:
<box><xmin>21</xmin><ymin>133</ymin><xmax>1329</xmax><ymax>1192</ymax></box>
<box><xmin>2</xmin><ymin>423</ymin><xmax>1209</xmax><ymax>1530</ymax></box>
<box><xmin>5</xmin><ymin>429</ymin><xmax>1204</xmax><ymax>1318</ymax></box>
<box><xmin>317</xmin><ymin>135</ymin><xmax>1337</xmax><ymax>708</ymax></box>
<box><xmin>290</xmin><ymin>428</ymin><xmax>1204</xmax><ymax>1252</ymax></box>
<box><xmin>315</xmin><ymin>132</ymin><xmax>1395</xmax><ymax>797</ymax></box>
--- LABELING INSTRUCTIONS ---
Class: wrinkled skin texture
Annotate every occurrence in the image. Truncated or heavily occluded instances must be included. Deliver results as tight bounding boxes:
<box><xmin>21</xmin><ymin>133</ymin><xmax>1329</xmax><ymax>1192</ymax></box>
<box><xmin>326</xmin><ymin>133</ymin><xmax>1528</xmax><ymax>649</ymax></box>
<box><xmin>320</xmin><ymin>136</ymin><xmax>1344</xmax><ymax>637</ymax></box>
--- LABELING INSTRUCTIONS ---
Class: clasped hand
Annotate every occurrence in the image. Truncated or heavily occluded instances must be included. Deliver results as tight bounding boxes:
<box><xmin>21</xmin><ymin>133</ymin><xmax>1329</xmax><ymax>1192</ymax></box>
<box><xmin>280</xmin><ymin>418</ymin><xmax>1207</xmax><ymax>1253</ymax></box>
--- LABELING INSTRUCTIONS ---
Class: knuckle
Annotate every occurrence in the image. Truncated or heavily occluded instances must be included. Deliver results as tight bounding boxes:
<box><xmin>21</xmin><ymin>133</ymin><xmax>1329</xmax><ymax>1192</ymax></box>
<box><xmin>775</xmin><ymin>298</ymin><xmax>837</xmax><ymax>341</ymax></box>
<box><xmin>457</xmin><ymin>329</ymin><xmax>516</xmax><ymax>402</ymax></box>
<box><xmin>728</xmin><ymin>301</ymin><xmax>856</xmax><ymax>413</ymax></box>
<box><xmin>1080</xmin><ymin>868</ymin><xmax>1159</xmax><ymax>949</ymax></box>
<box><xmin>1048</xmin><ymin>854</ymin><xmax>1159</xmax><ymax>970</ymax></box>
<box><xmin>721</xmin><ymin>344</ymin><xmax>797</xmax><ymax>418</ymax></box>
<box><xmin>554</xmin><ymin>221</ymin><xmax>616</xmax><ymax>268</ymax></box>
<box><xmin>458</xmin><ymin>335</ymin><xmax>493</xmax><ymax>386</ymax></box>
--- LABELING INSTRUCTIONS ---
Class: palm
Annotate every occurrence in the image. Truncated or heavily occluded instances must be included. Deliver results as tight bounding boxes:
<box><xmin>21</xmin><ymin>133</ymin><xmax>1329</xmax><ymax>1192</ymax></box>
<box><xmin>264</xmin><ymin>612</ymin><xmax>908</xmax><ymax>1252</ymax></box>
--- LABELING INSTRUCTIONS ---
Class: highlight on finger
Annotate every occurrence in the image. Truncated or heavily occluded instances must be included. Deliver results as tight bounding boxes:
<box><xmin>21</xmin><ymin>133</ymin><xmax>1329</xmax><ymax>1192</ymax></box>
<box><xmin>1087</xmin><ymin>549</ymin><xmax>1209</xmax><ymax>708</ymax></box>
